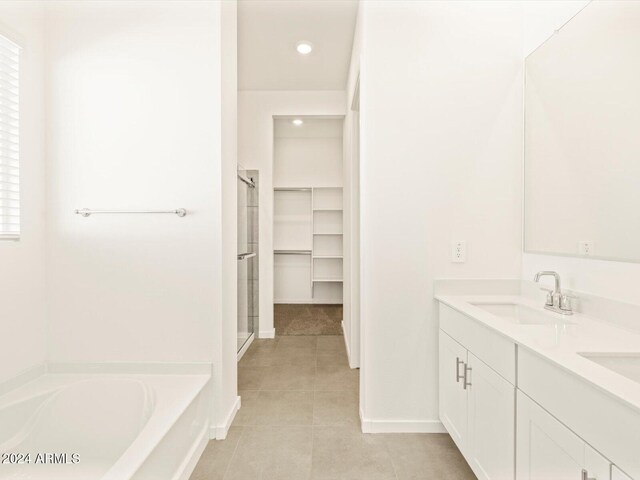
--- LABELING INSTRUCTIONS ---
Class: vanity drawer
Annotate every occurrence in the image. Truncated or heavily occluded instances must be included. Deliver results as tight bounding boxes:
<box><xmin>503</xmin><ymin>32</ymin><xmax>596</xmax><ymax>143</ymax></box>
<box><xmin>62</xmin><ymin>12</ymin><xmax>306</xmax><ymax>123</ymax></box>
<box><xmin>519</xmin><ymin>347</ymin><xmax>640</xmax><ymax>480</ymax></box>
<box><xmin>439</xmin><ymin>303</ymin><xmax>516</xmax><ymax>384</ymax></box>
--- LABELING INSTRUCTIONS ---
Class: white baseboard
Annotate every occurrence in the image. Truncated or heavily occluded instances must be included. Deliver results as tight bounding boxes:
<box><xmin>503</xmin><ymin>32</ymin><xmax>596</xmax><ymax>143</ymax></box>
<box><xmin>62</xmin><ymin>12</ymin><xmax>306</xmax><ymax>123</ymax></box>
<box><xmin>211</xmin><ymin>395</ymin><xmax>241</xmax><ymax>440</ymax></box>
<box><xmin>359</xmin><ymin>408</ymin><xmax>446</xmax><ymax>433</ymax></box>
<box><xmin>175</xmin><ymin>423</ymin><xmax>209</xmax><ymax>480</ymax></box>
<box><xmin>259</xmin><ymin>328</ymin><xmax>275</xmax><ymax>339</ymax></box>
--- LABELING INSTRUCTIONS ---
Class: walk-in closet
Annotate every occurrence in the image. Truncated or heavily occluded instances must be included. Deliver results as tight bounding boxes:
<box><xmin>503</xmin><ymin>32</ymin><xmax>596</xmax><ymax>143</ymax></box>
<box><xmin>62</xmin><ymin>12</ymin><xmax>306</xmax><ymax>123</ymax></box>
<box><xmin>273</xmin><ymin>117</ymin><xmax>344</xmax><ymax>313</ymax></box>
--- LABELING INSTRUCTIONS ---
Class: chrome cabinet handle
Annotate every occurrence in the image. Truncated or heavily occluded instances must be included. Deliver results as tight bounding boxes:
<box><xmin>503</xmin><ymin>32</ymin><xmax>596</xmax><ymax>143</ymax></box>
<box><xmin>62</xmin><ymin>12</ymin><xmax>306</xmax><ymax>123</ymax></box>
<box><xmin>581</xmin><ymin>469</ymin><xmax>595</xmax><ymax>480</ymax></box>
<box><xmin>456</xmin><ymin>357</ymin><xmax>464</xmax><ymax>383</ymax></box>
<box><xmin>463</xmin><ymin>364</ymin><xmax>472</xmax><ymax>390</ymax></box>
<box><xmin>237</xmin><ymin>252</ymin><xmax>257</xmax><ymax>260</ymax></box>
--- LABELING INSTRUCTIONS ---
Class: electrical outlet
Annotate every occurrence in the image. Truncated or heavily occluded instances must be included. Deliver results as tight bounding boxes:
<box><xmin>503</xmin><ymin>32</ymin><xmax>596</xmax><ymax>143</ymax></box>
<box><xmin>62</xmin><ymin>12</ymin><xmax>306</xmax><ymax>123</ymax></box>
<box><xmin>579</xmin><ymin>241</ymin><xmax>594</xmax><ymax>256</ymax></box>
<box><xmin>451</xmin><ymin>241</ymin><xmax>467</xmax><ymax>263</ymax></box>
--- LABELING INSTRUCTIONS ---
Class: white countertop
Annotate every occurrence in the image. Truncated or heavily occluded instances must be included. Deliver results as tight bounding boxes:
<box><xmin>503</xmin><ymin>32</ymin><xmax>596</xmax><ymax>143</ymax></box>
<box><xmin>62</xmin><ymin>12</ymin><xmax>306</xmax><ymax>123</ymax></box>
<box><xmin>436</xmin><ymin>294</ymin><xmax>640</xmax><ymax>414</ymax></box>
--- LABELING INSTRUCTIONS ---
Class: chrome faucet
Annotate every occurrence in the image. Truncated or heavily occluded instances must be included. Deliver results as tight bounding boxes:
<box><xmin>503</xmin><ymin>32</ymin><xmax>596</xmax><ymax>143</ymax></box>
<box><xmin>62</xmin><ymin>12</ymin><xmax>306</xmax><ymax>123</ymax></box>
<box><xmin>534</xmin><ymin>271</ymin><xmax>574</xmax><ymax>315</ymax></box>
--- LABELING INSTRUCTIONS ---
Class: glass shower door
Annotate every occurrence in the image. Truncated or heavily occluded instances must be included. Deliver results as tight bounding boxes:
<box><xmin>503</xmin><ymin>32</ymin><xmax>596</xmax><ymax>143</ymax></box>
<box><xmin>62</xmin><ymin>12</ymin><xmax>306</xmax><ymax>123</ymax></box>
<box><xmin>237</xmin><ymin>170</ymin><xmax>258</xmax><ymax>353</ymax></box>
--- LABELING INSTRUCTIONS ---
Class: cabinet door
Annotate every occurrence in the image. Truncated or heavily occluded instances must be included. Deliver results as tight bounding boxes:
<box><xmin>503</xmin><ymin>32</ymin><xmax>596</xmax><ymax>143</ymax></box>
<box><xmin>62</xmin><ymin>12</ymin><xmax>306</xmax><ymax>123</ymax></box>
<box><xmin>612</xmin><ymin>466</ymin><xmax>633</xmax><ymax>480</ymax></box>
<box><xmin>439</xmin><ymin>329</ymin><xmax>468</xmax><ymax>450</ymax></box>
<box><xmin>467</xmin><ymin>353</ymin><xmax>515</xmax><ymax>480</ymax></box>
<box><xmin>516</xmin><ymin>391</ymin><xmax>587</xmax><ymax>480</ymax></box>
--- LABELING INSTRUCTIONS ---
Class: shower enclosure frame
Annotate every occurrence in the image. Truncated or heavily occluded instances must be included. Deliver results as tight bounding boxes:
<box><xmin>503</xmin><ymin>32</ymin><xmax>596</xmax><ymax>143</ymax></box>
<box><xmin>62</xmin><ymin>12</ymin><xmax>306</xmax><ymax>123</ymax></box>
<box><xmin>237</xmin><ymin>169</ymin><xmax>259</xmax><ymax>358</ymax></box>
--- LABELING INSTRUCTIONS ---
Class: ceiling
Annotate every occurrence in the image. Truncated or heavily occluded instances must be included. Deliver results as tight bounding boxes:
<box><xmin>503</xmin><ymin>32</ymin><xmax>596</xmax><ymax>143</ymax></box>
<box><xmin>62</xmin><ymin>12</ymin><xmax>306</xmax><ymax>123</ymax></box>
<box><xmin>237</xmin><ymin>0</ymin><xmax>358</xmax><ymax>91</ymax></box>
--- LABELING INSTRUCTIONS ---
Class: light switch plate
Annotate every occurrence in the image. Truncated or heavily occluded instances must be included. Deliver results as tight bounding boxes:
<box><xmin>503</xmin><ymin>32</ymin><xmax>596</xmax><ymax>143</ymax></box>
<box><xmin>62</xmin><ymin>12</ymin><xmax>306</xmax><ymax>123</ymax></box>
<box><xmin>451</xmin><ymin>241</ymin><xmax>467</xmax><ymax>263</ymax></box>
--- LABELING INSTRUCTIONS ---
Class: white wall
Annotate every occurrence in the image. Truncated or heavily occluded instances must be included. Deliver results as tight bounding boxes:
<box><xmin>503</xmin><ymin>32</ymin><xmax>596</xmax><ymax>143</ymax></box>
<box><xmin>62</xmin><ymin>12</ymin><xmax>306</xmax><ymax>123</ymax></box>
<box><xmin>238</xmin><ymin>91</ymin><xmax>346</xmax><ymax>336</ymax></box>
<box><xmin>522</xmin><ymin>254</ymin><xmax>640</xmax><ymax>306</ymax></box>
<box><xmin>358</xmin><ymin>1</ymin><xmax>523</xmax><ymax>431</ymax></box>
<box><xmin>274</xmin><ymin>120</ymin><xmax>343</xmax><ymax>188</ymax></box>
<box><xmin>522</xmin><ymin>0</ymin><xmax>589</xmax><ymax>57</ymax></box>
<box><xmin>342</xmin><ymin>4</ymin><xmax>362</xmax><ymax>369</ymax></box>
<box><xmin>274</xmin><ymin>137</ymin><xmax>342</xmax><ymax>187</ymax></box>
<box><xmin>218</xmin><ymin>0</ymin><xmax>240</xmax><ymax>437</ymax></box>
<box><xmin>0</xmin><ymin>2</ymin><xmax>46</xmax><ymax>385</ymax></box>
<box><xmin>43</xmin><ymin>2</ymin><xmax>240</xmax><ymax>434</ymax></box>
<box><xmin>45</xmin><ymin>0</ymin><xmax>221</xmax><ymax>364</ymax></box>
<box><xmin>520</xmin><ymin>0</ymin><xmax>640</xmax><ymax>306</ymax></box>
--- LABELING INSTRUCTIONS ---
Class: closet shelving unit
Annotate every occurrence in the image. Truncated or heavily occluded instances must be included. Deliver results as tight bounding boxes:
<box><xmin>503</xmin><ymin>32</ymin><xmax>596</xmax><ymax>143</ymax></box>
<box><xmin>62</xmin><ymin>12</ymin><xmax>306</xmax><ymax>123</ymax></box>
<box><xmin>274</xmin><ymin>186</ymin><xmax>343</xmax><ymax>303</ymax></box>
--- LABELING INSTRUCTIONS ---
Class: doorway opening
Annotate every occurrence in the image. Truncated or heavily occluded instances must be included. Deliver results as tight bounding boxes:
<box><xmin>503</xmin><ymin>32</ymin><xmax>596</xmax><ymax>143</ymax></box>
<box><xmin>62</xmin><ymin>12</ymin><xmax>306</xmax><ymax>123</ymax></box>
<box><xmin>273</xmin><ymin>116</ymin><xmax>345</xmax><ymax>336</ymax></box>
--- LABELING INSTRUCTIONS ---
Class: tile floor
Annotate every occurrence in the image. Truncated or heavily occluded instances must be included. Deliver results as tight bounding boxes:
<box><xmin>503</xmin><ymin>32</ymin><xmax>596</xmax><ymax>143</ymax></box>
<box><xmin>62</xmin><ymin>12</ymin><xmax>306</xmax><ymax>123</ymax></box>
<box><xmin>191</xmin><ymin>335</ymin><xmax>476</xmax><ymax>480</ymax></box>
<box><xmin>274</xmin><ymin>305</ymin><xmax>343</xmax><ymax>335</ymax></box>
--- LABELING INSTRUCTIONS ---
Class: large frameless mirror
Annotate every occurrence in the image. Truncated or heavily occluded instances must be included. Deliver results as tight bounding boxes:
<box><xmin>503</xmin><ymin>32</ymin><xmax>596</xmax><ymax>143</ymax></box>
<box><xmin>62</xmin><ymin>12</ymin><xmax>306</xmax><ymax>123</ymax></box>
<box><xmin>524</xmin><ymin>1</ymin><xmax>640</xmax><ymax>262</ymax></box>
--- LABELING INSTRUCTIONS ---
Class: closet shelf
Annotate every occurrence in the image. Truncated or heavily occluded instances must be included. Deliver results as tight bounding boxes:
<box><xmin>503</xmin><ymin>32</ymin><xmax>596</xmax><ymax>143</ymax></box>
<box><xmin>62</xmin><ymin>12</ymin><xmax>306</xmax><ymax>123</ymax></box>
<box><xmin>274</xmin><ymin>184</ymin><xmax>343</xmax><ymax>303</ymax></box>
<box><xmin>274</xmin><ymin>218</ymin><xmax>313</xmax><ymax>223</ymax></box>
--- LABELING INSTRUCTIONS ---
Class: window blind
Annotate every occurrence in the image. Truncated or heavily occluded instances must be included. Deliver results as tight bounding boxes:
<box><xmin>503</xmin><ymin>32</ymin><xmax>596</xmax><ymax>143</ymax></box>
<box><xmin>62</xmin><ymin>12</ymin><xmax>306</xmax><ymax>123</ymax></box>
<box><xmin>0</xmin><ymin>34</ymin><xmax>19</xmax><ymax>240</ymax></box>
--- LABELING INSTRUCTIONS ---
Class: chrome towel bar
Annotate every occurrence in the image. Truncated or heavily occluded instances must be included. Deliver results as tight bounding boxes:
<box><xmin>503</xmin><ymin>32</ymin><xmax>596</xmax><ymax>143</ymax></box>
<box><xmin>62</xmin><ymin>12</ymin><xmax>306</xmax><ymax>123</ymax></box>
<box><xmin>75</xmin><ymin>208</ymin><xmax>187</xmax><ymax>217</ymax></box>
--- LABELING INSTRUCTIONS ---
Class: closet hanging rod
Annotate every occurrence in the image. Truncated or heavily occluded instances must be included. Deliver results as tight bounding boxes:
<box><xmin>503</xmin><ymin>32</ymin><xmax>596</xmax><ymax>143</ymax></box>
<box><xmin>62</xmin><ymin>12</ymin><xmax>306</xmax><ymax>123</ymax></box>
<box><xmin>75</xmin><ymin>208</ymin><xmax>187</xmax><ymax>217</ymax></box>
<box><xmin>274</xmin><ymin>187</ymin><xmax>311</xmax><ymax>192</ymax></box>
<box><xmin>274</xmin><ymin>250</ymin><xmax>311</xmax><ymax>255</ymax></box>
<box><xmin>238</xmin><ymin>173</ymin><xmax>256</xmax><ymax>188</ymax></box>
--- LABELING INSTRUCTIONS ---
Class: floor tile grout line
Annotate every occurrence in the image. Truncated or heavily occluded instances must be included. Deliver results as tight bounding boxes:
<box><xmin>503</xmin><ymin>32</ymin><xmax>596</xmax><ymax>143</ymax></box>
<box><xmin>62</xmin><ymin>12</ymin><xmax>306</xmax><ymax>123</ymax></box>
<box><xmin>221</xmin><ymin>426</ymin><xmax>245</xmax><ymax>480</ymax></box>
<box><xmin>310</xmin><ymin>414</ymin><xmax>316</xmax><ymax>479</ymax></box>
<box><xmin>381</xmin><ymin>433</ymin><xmax>402</xmax><ymax>480</ymax></box>
<box><xmin>231</xmin><ymin>332</ymin><xmax>380</xmax><ymax>479</ymax></box>
<box><xmin>312</xmin><ymin>343</ymin><xmax>318</xmax><ymax>480</ymax></box>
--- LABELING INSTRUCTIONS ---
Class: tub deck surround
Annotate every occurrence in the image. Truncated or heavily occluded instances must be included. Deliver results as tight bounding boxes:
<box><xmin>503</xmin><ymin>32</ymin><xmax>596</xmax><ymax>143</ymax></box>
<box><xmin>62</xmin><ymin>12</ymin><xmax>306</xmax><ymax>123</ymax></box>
<box><xmin>0</xmin><ymin>371</ymin><xmax>211</xmax><ymax>480</ymax></box>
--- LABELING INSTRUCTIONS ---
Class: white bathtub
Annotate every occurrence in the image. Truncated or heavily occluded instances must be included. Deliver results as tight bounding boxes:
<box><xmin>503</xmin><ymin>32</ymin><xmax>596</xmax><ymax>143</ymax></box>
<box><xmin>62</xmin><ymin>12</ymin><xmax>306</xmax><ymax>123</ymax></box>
<box><xmin>0</xmin><ymin>371</ymin><xmax>210</xmax><ymax>480</ymax></box>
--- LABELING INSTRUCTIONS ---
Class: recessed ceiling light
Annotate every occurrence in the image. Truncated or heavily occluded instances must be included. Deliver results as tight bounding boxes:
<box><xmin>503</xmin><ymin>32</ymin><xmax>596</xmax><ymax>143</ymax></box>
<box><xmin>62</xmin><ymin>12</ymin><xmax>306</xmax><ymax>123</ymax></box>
<box><xmin>292</xmin><ymin>119</ymin><xmax>304</xmax><ymax>126</ymax></box>
<box><xmin>296</xmin><ymin>41</ymin><xmax>313</xmax><ymax>55</ymax></box>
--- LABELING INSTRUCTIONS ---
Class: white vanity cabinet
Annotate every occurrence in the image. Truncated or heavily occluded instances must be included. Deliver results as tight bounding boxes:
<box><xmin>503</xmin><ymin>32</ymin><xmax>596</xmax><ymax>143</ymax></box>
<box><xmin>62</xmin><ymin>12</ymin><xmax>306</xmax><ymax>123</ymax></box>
<box><xmin>467</xmin><ymin>352</ymin><xmax>515</xmax><ymax>480</ymax></box>
<box><xmin>439</xmin><ymin>329</ymin><xmax>468</xmax><ymax>449</ymax></box>
<box><xmin>518</xmin><ymin>347</ymin><xmax>640</xmax><ymax>480</ymax></box>
<box><xmin>437</xmin><ymin>301</ymin><xmax>637</xmax><ymax>480</ymax></box>
<box><xmin>439</xmin><ymin>304</ymin><xmax>516</xmax><ymax>480</ymax></box>
<box><xmin>516</xmin><ymin>391</ymin><xmax>610</xmax><ymax>480</ymax></box>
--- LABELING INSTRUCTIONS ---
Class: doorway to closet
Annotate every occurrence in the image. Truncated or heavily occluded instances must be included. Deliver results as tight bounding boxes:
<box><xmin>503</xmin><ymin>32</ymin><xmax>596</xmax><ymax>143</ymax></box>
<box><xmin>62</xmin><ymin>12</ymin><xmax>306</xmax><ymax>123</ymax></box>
<box><xmin>273</xmin><ymin>116</ymin><xmax>344</xmax><ymax>336</ymax></box>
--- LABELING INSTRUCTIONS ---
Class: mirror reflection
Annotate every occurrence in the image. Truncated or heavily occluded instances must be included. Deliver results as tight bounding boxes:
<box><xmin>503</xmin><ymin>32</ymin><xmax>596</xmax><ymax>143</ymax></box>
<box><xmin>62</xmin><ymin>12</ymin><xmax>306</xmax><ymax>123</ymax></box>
<box><xmin>524</xmin><ymin>1</ymin><xmax>640</xmax><ymax>262</ymax></box>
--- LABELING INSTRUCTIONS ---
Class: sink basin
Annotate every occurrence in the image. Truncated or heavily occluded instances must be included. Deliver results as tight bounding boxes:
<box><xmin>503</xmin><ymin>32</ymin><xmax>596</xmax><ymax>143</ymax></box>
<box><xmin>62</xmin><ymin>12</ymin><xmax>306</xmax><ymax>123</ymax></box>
<box><xmin>471</xmin><ymin>303</ymin><xmax>575</xmax><ymax>326</ymax></box>
<box><xmin>579</xmin><ymin>353</ymin><xmax>640</xmax><ymax>384</ymax></box>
